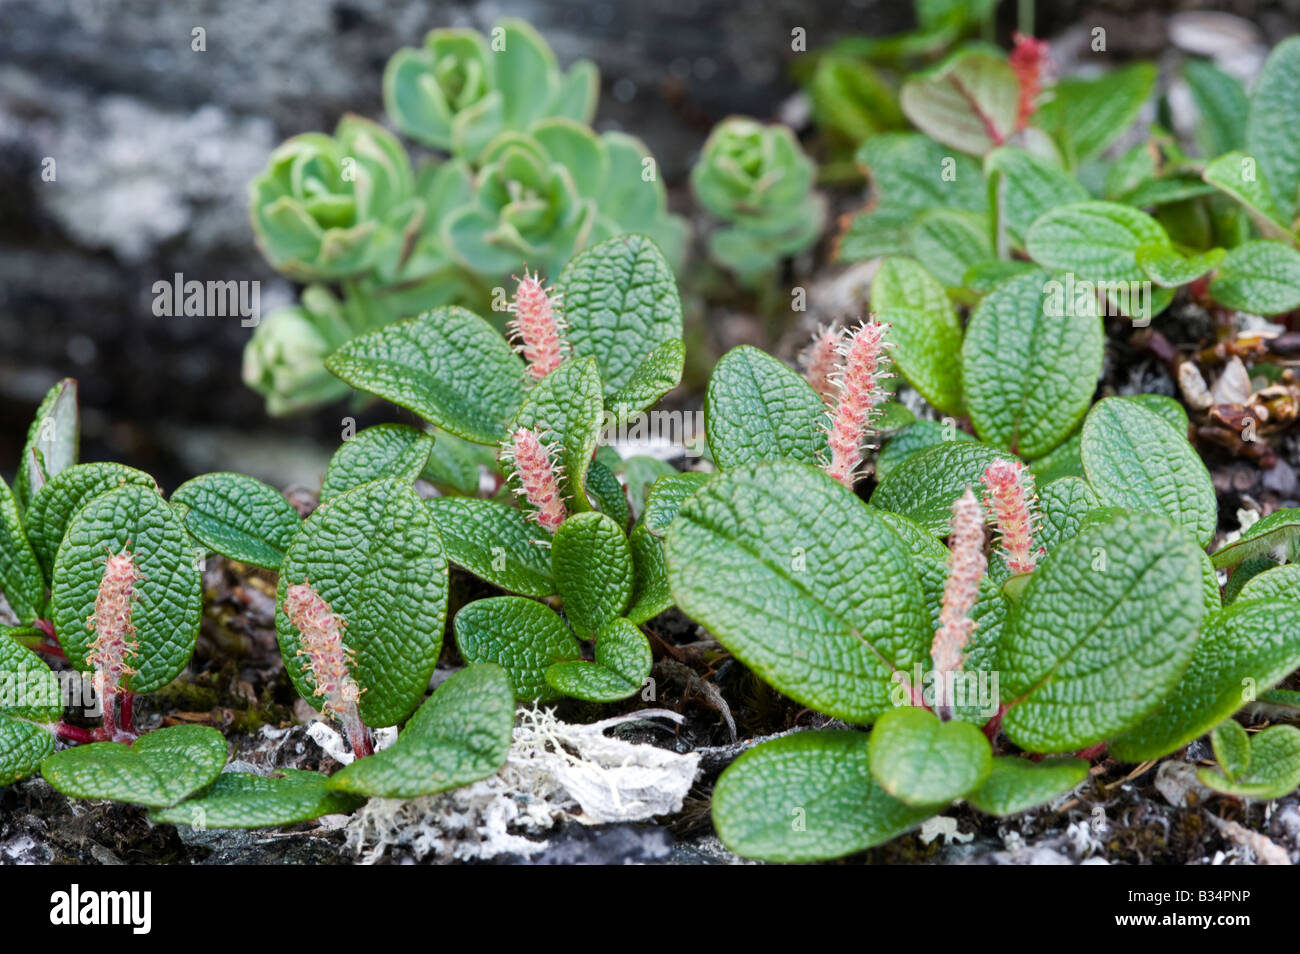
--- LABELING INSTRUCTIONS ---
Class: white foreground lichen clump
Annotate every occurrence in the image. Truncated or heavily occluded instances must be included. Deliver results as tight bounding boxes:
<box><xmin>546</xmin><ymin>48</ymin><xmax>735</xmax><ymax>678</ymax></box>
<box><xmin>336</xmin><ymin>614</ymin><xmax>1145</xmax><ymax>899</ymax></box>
<box><xmin>345</xmin><ymin>707</ymin><xmax>701</xmax><ymax>863</ymax></box>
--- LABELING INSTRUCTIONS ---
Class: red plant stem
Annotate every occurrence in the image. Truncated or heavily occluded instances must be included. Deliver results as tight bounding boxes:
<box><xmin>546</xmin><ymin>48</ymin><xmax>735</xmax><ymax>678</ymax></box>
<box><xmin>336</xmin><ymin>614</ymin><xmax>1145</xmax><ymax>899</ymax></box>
<box><xmin>1075</xmin><ymin>742</ymin><xmax>1108</xmax><ymax>761</ymax></box>
<box><xmin>119</xmin><ymin>692</ymin><xmax>136</xmax><ymax>735</ymax></box>
<box><xmin>347</xmin><ymin>722</ymin><xmax>374</xmax><ymax>759</ymax></box>
<box><xmin>982</xmin><ymin>702</ymin><xmax>1009</xmax><ymax>742</ymax></box>
<box><xmin>33</xmin><ymin>618</ymin><xmax>56</xmax><ymax>640</ymax></box>
<box><xmin>53</xmin><ymin>723</ymin><xmax>99</xmax><ymax>744</ymax></box>
<box><xmin>32</xmin><ymin>640</ymin><xmax>68</xmax><ymax>662</ymax></box>
<box><xmin>99</xmin><ymin>679</ymin><xmax>118</xmax><ymax>741</ymax></box>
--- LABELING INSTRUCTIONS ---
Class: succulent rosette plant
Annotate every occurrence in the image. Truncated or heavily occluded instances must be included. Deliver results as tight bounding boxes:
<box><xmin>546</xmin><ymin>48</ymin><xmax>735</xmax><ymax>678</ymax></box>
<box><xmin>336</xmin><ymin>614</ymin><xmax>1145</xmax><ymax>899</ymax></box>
<box><xmin>691</xmin><ymin>116</ymin><xmax>826</xmax><ymax>283</ymax></box>
<box><xmin>442</xmin><ymin>121</ymin><xmax>688</xmax><ymax>280</ymax></box>
<box><xmin>384</xmin><ymin>19</ymin><xmax>599</xmax><ymax>162</ymax></box>
<box><xmin>249</xmin><ymin>115</ymin><xmax>421</xmax><ymax>282</ymax></box>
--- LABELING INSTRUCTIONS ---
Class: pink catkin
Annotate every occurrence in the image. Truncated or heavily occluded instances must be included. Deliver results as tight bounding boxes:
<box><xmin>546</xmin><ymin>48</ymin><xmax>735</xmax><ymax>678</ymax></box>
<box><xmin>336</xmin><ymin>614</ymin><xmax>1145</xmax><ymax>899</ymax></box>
<box><xmin>930</xmin><ymin>488</ymin><xmax>987</xmax><ymax>685</ymax></box>
<box><xmin>504</xmin><ymin>427</ymin><xmax>567</xmax><ymax>533</ymax></box>
<box><xmin>508</xmin><ymin>270</ymin><xmax>568</xmax><ymax>381</ymax></box>
<box><xmin>1009</xmin><ymin>33</ymin><xmax>1051</xmax><ymax>130</ymax></box>
<box><xmin>86</xmin><ymin>550</ymin><xmax>142</xmax><ymax>705</ymax></box>
<box><xmin>285</xmin><ymin>583</ymin><xmax>362</xmax><ymax>717</ymax></box>
<box><xmin>981</xmin><ymin>459</ymin><xmax>1043</xmax><ymax>573</ymax></box>
<box><xmin>824</xmin><ymin>320</ymin><xmax>891</xmax><ymax>488</ymax></box>
<box><xmin>800</xmin><ymin>324</ymin><xmax>844</xmax><ymax>405</ymax></box>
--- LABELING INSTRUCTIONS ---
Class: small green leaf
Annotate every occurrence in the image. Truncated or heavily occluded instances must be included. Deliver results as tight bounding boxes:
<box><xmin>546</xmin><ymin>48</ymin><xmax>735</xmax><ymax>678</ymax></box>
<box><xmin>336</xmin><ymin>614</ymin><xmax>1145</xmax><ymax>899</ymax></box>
<box><xmin>1036</xmin><ymin>476</ymin><xmax>1100</xmax><ymax>556</ymax></box>
<box><xmin>1211</xmin><ymin>720</ymin><xmax>1252</xmax><ymax>782</ymax></box>
<box><xmin>325</xmin><ymin>306</ymin><xmax>527</xmax><ymax>444</ymax></box>
<box><xmin>868</xmin><ymin>706</ymin><xmax>992</xmax><ymax>806</ymax></box>
<box><xmin>667</xmin><ymin>461</ymin><xmax>929</xmax><ymax>723</ymax></box>
<box><xmin>1245</xmin><ymin>36</ymin><xmax>1300</xmax><ymax>221</ymax></box>
<box><xmin>1001</xmin><ymin>512</ymin><xmax>1206</xmax><ymax>753</ymax></box>
<box><xmin>1081</xmin><ymin>397</ymin><xmax>1217</xmax><ymax>546</ymax></box>
<box><xmin>326</xmin><ymin>664</ymin><xmax>514</xmax><ymax>798</ymax></box>
<box><xmin>870</xmin><ymin>442</ymin><xmax>1018</xmax><ymax>536</ymax></box>
<box><xmin>454</xmin><ymin>597</ymin><xmax>581</xmax><ymax>702</ymax></box>
<box><xmin>626</xmin><ymin>524</ymin><xmax>671</xmax><ymax>624</ymax></box>
<box><xmin>278</xmin><ymin>479</ymin><xmax>447</xmax><ymax>728</ymax></box>
<box><xmin>961</xmin><ymin>269</ymin><xmax>1102</xmax><ymax>458</ymax></box>
<box><xmin>856</xmin><ymin>133</ymin><xmax>986</xmax><ymax>214</ymax></box>
<box><xmin>1184</xmin><ymin>59</ymin><xmax>1248</xmax><ymax>157</ymax></box>
<box><xmin>985</xmin><ymin>147</ymin><xmax>1090</xmax><ymax>247</ymax></box>
<box><xmin>26</xmin><ymin>462</ymin><xmax>159</xmax><ymax>578</ymax></box>
<box><xmin>899</xmin><ymin>50</ymin><xmax>1019</xmax><ymax>156</ymax></box>
<box><xmin>41</xmin><ymin>725</ymin><xmax>227</xmax><ymax>807</ymax></box>
<box><xmin>965</xmin><ymin>756</ymin><xmax>1089</xmax><ymax>816</ymax></box>
<box><xmin>558</xmin><ymin>234</ymin><xmax>683</xmax><ymax>407</ymax></box>
<box><xmin>510</xmin><ymin>357</ymin><xmax>603</xmax><ymax>512</ymax></box>
<box><xmin>0</xmin><ymin>638</ymin><xmax>62</xmax><ymax>786</ymax></box>
<box><xmin>1028</xmin><ymin>431</ymin><xmax>1084</xmax><ymax>484</ymax></box>
<box><xmin>584</xmin><ymin>460</ymin><xmax>630</xmax><ymax>528</ymax></box>
<box><xmin>712</xmin><ymin>730</ymin><xmax>934</xmax><ymax>862</ymax></box>
<box><xmin>1202</xmin><ymin>152</ymin><xmax>1292</xmax><ymax>240</ymax></box>
<box><xmin>545</xmin><ymin>617</ymin><xmax>652</xmax><ymax>702</ymax></box>
<box><xmin>150</xmin><ymin>769</ymin><xmax>364</xmax><ymax>828</ymax></box>
<box><xmin>321</xmin><ymin>424</ymin><xmax>434</xmax><ymax>502</ymax></box>
<box><xmin>1211</xmin><ymin>508</ymin><xmax>1300</xmax><ymax>571</ymax></box>
<box><xmin>1035</xmin><ymin>64</ymin><xmax>1157</xmax><ymax>163</ymax></box>
<box><xmin>876</xmin><ymin>421</ymin><xmax>976</xmax><ymax>483</ymax></box>
<box><xmin>421</xmin><ymin>428</ymin><xmax>489</xmax><ymax>495</ymax></box>
<box><xmin>51</xmin><ymin>485</ymin><xmax>201</xmax><ymax>694</ymax></box>
<box><xmin>1025</xmin><ymin>201</ymin><xmax>1170</xmax><ymax>292</ymax></box>
<box><xmin>1210</xmin><ymin>241</ymin><xmax>1300</xmax><ymax>316</ymax></box>
<box><xmin>426</xmin><ymin>497</ymin><xmax>554</xmax><ymax>597</ymax></box>
<box><xmin>644</xmin><ymin>473</ymin><xmax>711</xmax><ymax>537</ymax></box>
<box><xmin>1110</xmin><ymin>600</ymin><xmax>1300</xmax><ymax>761</ymax></box>
<box><xmin>171</xmin><ymin>472</ymin><xmax>301</xmax><ymax>570</ymax></box>
<box><xmin>909</xmin><ymin>210</ymin><xmax>992</xmax><ymax>288</ymax></box>
<box><xmin>14</xmin><ymin>378</ymin><xmax>79</xmax><ymax>514</ymax></box>
<box><xmin>0</xmin><ymin>476</ymin><xmax>45</xmax><ymax>622</ymax></box>
<box><xmin>1198</xmin><ymin>725</ymin><xmax>1300</xmax><ymax>800</ymax></box>
<box><xmin>607</xmin><ymin>339</ymin><xmax>685</xmax><ymax>416</ymax></box>
<box><xmin>1135</xmin><ymin>243</ymin><xmax>1226</xmax><ymax>287</ymax></box>
<box><xmin>705</xmin><ymin>346</ymin><xmax>826</xmax><ymax>470</ymax></box>
<box><xmin>1235</xmin><ymin>564</ymin><xmax>1300</xmax><ymax>603</ymax></box>
<box><xmin>870</xmin><ymin>257</ymin><xmax>965</xmax><ymax>414</ymax></box>
<box><xmin>551</xmin><ymin>512</ymin><xmax>633</xmax><ymax>640</ymax></box>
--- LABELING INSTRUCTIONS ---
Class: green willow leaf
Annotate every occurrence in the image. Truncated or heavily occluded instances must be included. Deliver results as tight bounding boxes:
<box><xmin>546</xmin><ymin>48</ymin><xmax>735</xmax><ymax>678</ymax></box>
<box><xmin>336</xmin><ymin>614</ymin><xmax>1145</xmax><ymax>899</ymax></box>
<box><xmin>26</xmin><ymin>462</ymin><xmax>159</xmax><ymax>578</ymax></box>
<box><xmin>870</xmin><ymin>441</ymin><xmax>1018</xmax><ymax>535</ymax></box>
<box><xmin>712</xmin><ymin>730</ymin><xmax>934</xmax><ymax>862</ymax></box>
<box><xmin>326</xmin><ymin>664</ymin><xmax>515</xmax><ymax>798</ymax></box>
<box><xmin>961</xmin><ymin>269</ymin><xmax>1102</xmax><ymax>458</ymax></box>
<box><xmin>1210</xmin><ymin>720</ymin><xmax>1252</xmax><ymax>782</ymax></box>
<box><xmin>705</xmin><ymin>345</ymin><xmax>826</xmax><ymax>470</ymax></box>
<box><xmin>510</xmin><ymin>357</ymin><xmax>603</xmax><ymax>513</ymax></box>
<box><xmin>1002</xmin><ymin>512</ymin><xmax>1206</xmax><ymax>753</ymax></box>
<box><xmin>1109</xmin><ymin>600</ymin><xmax>1300</xmax><ymax>762</ymax></box>
<box><xmin>14</xmin><ymin>378</ymin><xmax>79</xmax><ymax>515</ymax></box>
<box><xmin>51</xmin><ymin>485</ymin><xmax>201</xmax><ymax>694</ymax></box>
<box><xmin>278</xmin><ymin>479</ymin><xmax>447</xmax><ymax>727</ymax></box>
<box><xmin>545</xmin><ymin>617</ymin><xmax>652</xmax><ymax>702</ymax></box>
<box><xmin>321</xmin><ymin>424</ymin><xmax>434</xmax><ymax>502</ymax></box>
<box><xmin>325</xmin><ymin>306</ymin><xmax>526</xmax><ymax>444</ymax></box>
<box><xmin>426</xmin><ymin>497</ymin><xmax>554</xmax><ymax>597</ymax></box>
<box><xmin>667</xmin><ymin>461</ymin><xmax>929</xmax><ymax>723</ymax></box>
<box><xmin>0</xmin><ymin>476</ymin><xmax>45</xmax><ymax>622</ymax></box>
<box><xmin>1198</xmin><ymin>725</ymin><xmax>1300</xmax><ymax>800</ymax></box>
<box><xmin>868</xmin><ymin>706</ymin><xmax>992</xmax><ymax>806</ymax></box>
<box><xmin>150</xmin><ymin>769</ymin><xmax>365</xmax><ymax>829</ymax></box>
<box><xmin>1245</xmin><ymin>36</ymin><xmax>1300</xmax><ymax>221</ymax></box>
<box><xmin>454</xmin><ymin>596</ymin><xmax>581</xmax><ymax>702</ymax></box>
<box><xmin>41</xmin><ymin>725</ymin><xmax>227</xmax><ymax>808</ymax></box>
<box><xmin>171</xmin><ymin>472</ymin><xmax>301</xmax><ymax>570</ymax></box>
<box><xmin>965</xmin><ymin>756</ymin><xmax>1089</xmax><ymax>816</ymax></box>
<box><xmin>551</xmin><ymin>512</ymin><xmax>633</xmax><ymax>640</ymax></box>
<box><xmin>870</xmin><ymin>257</ymin><xmax>965</xmax><ymax>414</ymax></box>
<box><xmin>1209</xmin><ymin>241</ymin><xmax>1300</xmax><ymax>316</ymax></box>
<box><xmin>1081</xmin><ymin>398</ymin><xmax>1217</xmax><ymax>546</ymax></box>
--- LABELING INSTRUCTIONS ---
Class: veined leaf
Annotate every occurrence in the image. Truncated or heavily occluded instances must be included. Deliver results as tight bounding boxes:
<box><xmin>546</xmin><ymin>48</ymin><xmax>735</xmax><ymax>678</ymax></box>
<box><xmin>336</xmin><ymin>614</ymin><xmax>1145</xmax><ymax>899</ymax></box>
<box><xmin>900</xmin><ymin>50</ymin><xmax>1019</xmax><ymax>156</ymax></box>
<box><xmin>14</xmin><ymin>378</ymin><xmax>79</xmax><ymax>514</ymax></box>
<box><xmin>1211</xmin><ymin>508</ymin><xmax>1300</xmax><ymax>571</ymax></box>
<box><xmin>325</xmin><ymin>306</ymin><xmax>526</xmax><ymax>444</ymax></box>
<box><xmin>870</xmin><ymin>257</ymin><xmax>965</xmax><ymax>414</ymax></box>
<box><xmin>1198</xmin><ymin>724</ymin><xmax>1300</xmax><ymax>800</ymax></box>
<box><xmin>150</xmin><ymin>769</ymin><xmax>364</xmax><ymax>829</ymax></box>
<box><xmin>667</xmin><ymin>461</ymin><xmax>929</xmax><ymax>723</ymax></box>
<box><xmin>425</xmin><ymin>497</ymin><xmax>554</xmax><ymax>597</ymax></box>
<box><xmin>510</xmin><ymin>357</ymin><xmax>604</xmax><ymax>513</ymax></box>
<box><xmin>545</xmin><ymin>616</ymin><xmax>652</xmax><ymax>702</ymax></box>
<box><xmin>1001</xmin><ymin>512</ymin><xmax>1206</xmax><ymax>753</ymax></box>
<box><xmin>26</xmin><ymin>462</ymin><xmax>159</xmax><ymax>578</ymax></box>
<box><xmin>868</xmin><ymin>706</ymin><xmax>992</xmax><ymax>806</ymax></box>
<box><xmin>277</xmin><ymin>479</ymin><xmax>447</xmax><ymax>727</ymax></box>
<box><xmin>321</xmin><ymin>424</ymin><xmax>434</xmax><ymax>502</ymax></box>
<box><xmin>1034</xmin><ymin>64</ymin><xmax>1157</xmax><ymax>163</ymax></box>
<box><xmin>712</xmin><ymin>730</ymin><xmax>934</xmax><ymax>862</ymax></box>
<box><xmin>454</xmin><ymin>596</ymin><xmax>581</xmax><ymax>702</ymax></box>
<box><xmin>705</xmin><ymin>346</ymin><xmax>826</xmax><ymax>470</ymax></box>
<box><xmin>171</xmin><ymin>472</ymin><xmax>301</xmax><ymax>570</ymax></box>
<box><xmin>870</xmin><ymin>441</ymin><xmax>1018</xmax><ymax>536</ymax></box>
<box><xmin>985</xmin><ymin>147</ymin><xmax>1090</xmax><ymax>248</ymax></box>
<box><xmin>1202</xmin><ymin>152</ymin><xmax>1293</xmax><ymax>241</ymax></box>
<box><xmin>551</xmin><ymin>512</ymin><xmax>633</xmax><ymax>640</ymax></box>
<box><xmin>965</xmin><ymin>756</ymin><xmax>1089</xmax><ymax>816</ymax></box>
<box><xmin>961</xmin><ymin>269</ymin><xmax>1102</xmax><ymax>458</ymax></box>
<box><xmin>875</xmin><ymin>421</ymin><xmax>976</xmax><ymax>483</ymax></box>
<box><xmin>41</xmin><ymin>725</ymin><xmax>226</xmax><ymax>807</ymax></box>
<box><xmin>1209</xmin><ymin>240</ymin><xmax>1300</xmax><ymax>316</ymax></box>
<box><xmin>1246</xmin><ymin>36</ymin><xmax>1300</xmax><ymax>222</ymax></box>
<box><xmin>0</xmin><ymin>476</ymin><xmax>45</xmax><ymax>622</ymax></box>
<box><xmin>51</xmin><ymin>485</ymin><xmax>201</xmax><ymax>694</ymax></box>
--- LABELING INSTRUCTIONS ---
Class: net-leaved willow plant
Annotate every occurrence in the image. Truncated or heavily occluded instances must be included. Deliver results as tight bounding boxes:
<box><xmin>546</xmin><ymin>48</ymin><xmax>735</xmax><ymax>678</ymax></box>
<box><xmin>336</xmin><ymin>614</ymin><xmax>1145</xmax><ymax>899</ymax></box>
<box><xmin>245</xmin><ymin>17</ymin><xmax>686</xmax><ymax>415</ymax></box>
<box><xmin>0</xmin><ymin>378</ymin><xmax>515</xmax><ymax>825</ymax></box>
<box><xmin>651</xmin><ymin>302</ymin><xmax>1300</xmax><ymax>862</ymax></box>
<box><xmin>825</xmin><ymin>29</ymin><xmax>1300</xmax><ymax>416</ymax></box>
